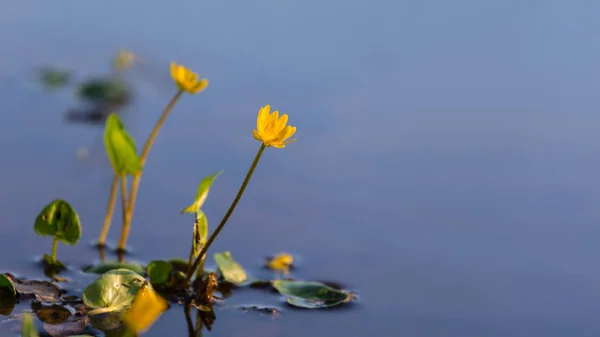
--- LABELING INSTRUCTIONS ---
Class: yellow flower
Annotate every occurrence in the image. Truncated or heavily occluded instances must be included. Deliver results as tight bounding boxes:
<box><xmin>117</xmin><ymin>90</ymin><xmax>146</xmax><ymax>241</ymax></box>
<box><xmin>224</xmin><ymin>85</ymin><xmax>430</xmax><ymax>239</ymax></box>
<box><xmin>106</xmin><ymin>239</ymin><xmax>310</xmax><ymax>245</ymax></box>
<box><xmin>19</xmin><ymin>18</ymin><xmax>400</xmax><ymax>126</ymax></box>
<box><xmin>170</xmin><ymin>62</ymin><xmax>208</xmax><ymax>94</ymax></box>
<box><xmin>112</xmin><ymin>48</ymin><xmax>138</xmax><ymax>70</ymax></box>
<box><xmin>253</xmin><ymin>105</ymin><xmax>296</xmax><ymax>148</ymax></box>
<box><xmin>122</xmin><ymin>284</ymin><xmax>168</xmax><ymax>334</ymax></box>
<box><xmin>267</xmin><ymin>253</ymin><xmax>294</xmax><ymax>274</ymax></box>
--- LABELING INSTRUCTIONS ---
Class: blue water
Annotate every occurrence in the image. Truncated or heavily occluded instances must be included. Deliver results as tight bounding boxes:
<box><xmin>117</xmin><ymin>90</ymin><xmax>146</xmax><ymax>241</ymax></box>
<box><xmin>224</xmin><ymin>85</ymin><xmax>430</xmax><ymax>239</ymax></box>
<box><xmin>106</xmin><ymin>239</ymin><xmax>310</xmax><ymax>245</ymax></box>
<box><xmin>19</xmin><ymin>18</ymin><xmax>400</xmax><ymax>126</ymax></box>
<box><xmin>2</xmin><ymin>1</ymin><xmax>600</xmax><ymax>336</ymax></box>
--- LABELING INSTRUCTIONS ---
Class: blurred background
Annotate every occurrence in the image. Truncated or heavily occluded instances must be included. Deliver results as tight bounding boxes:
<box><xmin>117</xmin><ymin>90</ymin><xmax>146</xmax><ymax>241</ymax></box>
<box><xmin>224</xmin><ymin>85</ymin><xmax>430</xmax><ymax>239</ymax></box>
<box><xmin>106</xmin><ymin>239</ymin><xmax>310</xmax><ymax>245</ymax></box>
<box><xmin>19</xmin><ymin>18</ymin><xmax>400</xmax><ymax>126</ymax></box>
<box><xmin>2</xmin><ymin>1</ymin><xmax>600</xmax><ymax>336</ymax></box>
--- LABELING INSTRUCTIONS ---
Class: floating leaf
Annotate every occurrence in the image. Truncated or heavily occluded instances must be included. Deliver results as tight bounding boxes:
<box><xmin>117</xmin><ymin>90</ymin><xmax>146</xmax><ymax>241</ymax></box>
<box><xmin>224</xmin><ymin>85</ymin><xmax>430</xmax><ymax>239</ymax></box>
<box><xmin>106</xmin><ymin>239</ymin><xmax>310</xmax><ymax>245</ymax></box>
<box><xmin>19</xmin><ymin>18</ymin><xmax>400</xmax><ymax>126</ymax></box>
<box><xmin>214</xmin><ymin>251</ymin><xmax>247</xmax><ymax>286</ymax></box>
<box><xmin>181</xmin><ymin>170</ymin><xmax>223</xmax><ymax>214</ymax></box>
<box><xmin>34</xmin><ymin>199</ymin><xmax>82</xmax><ymax>244</ymax></box>
<box><xmin>122</xmin><ymin>283</ymin><xmax>168</xmax><ymax>334</ymax></box>
<box><xmin>39</xmin><ymin>68</ymin><xmax>71</xmax><ymax>89</ymax></box>
<box><xmin>78</xmin><ymin>78</ymin><xmax>131</xmax><ymax>105</ymax></box>
<box><xmin>0</xmin><ymin>274</ymin><xmax>16</xmax><ymax>315</ymax></box>
<box><xmin>267</xmin><ymin>253</ymin><xmax>294</xmax><ymax>274</ymax></box>
<box><xmin>83</xmin><ymin>261</ymin><xmax>145</xmax><ymax>275</ymax></box>
<box><xmin>104</xmin><ymin>113</ymin><xmax>141</xmax><ymax>175</ymax></box>
<box><xmin>0</xmin><ymin>274</ymin><xmax>16</xmax><ymax>296</ymax></box>
<box><xmin>168</xmin><ymin>259</ymin><xmax>191</xmax><ymax>274</ymax></box>
<box><xmin>22</xmin><ymin>313</ymin><xmax>40</xmax><ymax>337</ymax></box>
<box><xmin>147</xmin><ymin>261</ymin><xmax>173</xmax><ymax>285</ymax></box>
<box><xmin>5</xmin><ymin>274</ymin><xmax>63</xmax><ymax>302</ymax></box>
<box><xmin>271</xmin><ymin>280</ymin><xmax>353</xmax><ymax>309</ymax></box>
<box><xmin>83</xmin><ymin>269</ymin><xmax>146</xmax><ymax>313</ymax></box>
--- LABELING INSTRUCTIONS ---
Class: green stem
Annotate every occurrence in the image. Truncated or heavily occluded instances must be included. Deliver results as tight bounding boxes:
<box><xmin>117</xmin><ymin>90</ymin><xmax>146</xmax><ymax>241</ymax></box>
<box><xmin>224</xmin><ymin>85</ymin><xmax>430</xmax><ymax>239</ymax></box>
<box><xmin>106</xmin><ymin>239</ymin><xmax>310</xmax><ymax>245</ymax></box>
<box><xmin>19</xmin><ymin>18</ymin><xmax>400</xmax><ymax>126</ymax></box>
<box><xmin>184</xmin><ymin>144</ymin><xmax>266</xmax><ymax>285</ymax></box>
<box><xmin>51</xmin><ymin>236</ymin><xmax>59</xmax><ymax>263</ymax></box>
<box><xmin>118</xmin><ymin>90</ymin><xmax>184</xmax><ymax>252</ymax></box>
<box><xmin>98</xmin><ymin>174</ymin><xmax>119</xmax><ymax>246</ymax></box>
<box><xmin>120</xmin><ymin>173</ymin><xmax>128</xmax><ymax>224</ymax></box>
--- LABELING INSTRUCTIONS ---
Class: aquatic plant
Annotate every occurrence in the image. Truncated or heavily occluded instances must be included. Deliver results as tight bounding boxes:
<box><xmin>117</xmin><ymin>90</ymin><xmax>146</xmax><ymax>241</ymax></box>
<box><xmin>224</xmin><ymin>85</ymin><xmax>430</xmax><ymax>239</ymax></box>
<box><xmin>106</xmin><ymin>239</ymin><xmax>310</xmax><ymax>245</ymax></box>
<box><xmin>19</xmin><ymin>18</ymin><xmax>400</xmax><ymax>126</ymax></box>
<box><xmin>33</xmin><ymin>199</ymin><xmax>82</xmax><ymax>268</ymax></box>
<box><xmin>6</xmin><ymin>57</ymin><xmax>356</xmax><ymax>337</ymax></box>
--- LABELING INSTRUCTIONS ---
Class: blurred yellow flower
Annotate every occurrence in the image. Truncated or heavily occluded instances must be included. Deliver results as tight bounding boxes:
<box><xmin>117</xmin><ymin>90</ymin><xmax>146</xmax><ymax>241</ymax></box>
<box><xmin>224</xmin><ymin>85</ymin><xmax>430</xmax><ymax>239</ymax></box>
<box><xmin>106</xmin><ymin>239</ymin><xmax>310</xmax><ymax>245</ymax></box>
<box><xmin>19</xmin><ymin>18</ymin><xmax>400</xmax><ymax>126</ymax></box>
<box><xmin>253</xmin><ymin>105</ymin><xmax>296</xmax><ymax>148</ymax></box>
<box><xmin>122</xmin><ymin>284</ymin><xmax>168</xmax><ymax>334</ymax></box>
<box><xmin>170</xmin><ymin>62</ymin><xmax>208</xmax><ymax>94</ymax></box>
<box><xmin>267</xmin><ymin>253</ymin><xmax>294</xmax><ymax>274</ymax></box>
<box><xmin>112</xmin><ymin>49</ymin><xmax>138</xmax><ymax>70</ymax></box>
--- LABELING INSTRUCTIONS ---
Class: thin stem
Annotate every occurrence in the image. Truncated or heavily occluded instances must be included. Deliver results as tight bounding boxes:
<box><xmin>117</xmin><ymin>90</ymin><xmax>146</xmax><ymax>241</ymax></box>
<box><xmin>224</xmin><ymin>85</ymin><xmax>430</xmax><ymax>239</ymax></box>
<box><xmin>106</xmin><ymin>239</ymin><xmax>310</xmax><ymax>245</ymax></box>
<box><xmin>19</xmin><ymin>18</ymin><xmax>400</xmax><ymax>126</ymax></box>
<box><xmin>118</xmin><ymin>90</ymin><xmax>184</xmax><ymax>251</ymax></box>
<box><xmin>98</xmin><ymin>174</ymin><xmax>119</xmax><ymax>246</ymax></box>
<box><xmin>120</xmin><ymin>173</ymin><xmax>128</xmax><ymax>224</ymax></box>
<box><xmin>51</xmin><ymin>236</ymin><xmax>59</xmax><ymax>263</ymax></box>
<box><xmin>184</xmin><ymin>144</ymin><xmax>266</xmax><ymax>285</ymax></box>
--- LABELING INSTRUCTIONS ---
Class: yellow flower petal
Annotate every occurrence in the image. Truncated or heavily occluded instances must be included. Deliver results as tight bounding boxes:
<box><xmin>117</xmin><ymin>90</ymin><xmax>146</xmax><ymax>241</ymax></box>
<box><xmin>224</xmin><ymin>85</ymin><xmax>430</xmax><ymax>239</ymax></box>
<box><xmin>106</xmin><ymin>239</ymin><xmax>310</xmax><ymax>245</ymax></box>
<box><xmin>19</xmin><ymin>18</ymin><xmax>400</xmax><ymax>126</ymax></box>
<box><xmin>274</xmin><ymin>113</ymin><xmax>288</xmax><ymax>133</ymax></box>
<box><xmin>253</xmin><ymin>129</ymin><xmax>262</xmax><ymax>141</ymax></box>
<box><xmin>122</xmin><ymin>285</ymin><xmax>168</xmax><ymax>334</ymax></box>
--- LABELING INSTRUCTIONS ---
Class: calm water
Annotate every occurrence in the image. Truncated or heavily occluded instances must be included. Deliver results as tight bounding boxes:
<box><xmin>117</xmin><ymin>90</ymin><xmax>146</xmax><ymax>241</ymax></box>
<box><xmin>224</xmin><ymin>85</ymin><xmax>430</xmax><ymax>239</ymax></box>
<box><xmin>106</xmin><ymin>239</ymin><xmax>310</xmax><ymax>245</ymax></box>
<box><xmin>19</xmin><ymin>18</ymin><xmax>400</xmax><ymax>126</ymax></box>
<box><xmin>2</xmin><ymin>1</ymin><xmax>600</xmax><ymax>336</ymax></box>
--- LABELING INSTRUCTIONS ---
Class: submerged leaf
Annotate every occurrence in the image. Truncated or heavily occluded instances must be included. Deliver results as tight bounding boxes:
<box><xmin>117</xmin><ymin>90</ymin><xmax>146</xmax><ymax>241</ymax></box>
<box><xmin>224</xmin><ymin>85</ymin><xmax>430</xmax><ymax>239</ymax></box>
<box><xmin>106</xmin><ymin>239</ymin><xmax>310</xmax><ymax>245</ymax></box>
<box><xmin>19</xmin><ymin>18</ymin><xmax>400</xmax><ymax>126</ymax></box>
<box><xmin>122</xmin><ymin>283</ymin><xmax>168</xmax><ymax>334</ymax></box>
<box><xmin>83</xmin><ymin>261</ymin><xmax>145</xmax><ymax>275</ymax></box>
<box><xmin>104</xmin><ymin>113</ymin><xmax>141</xmax><ymax>175</ymax></box>
<box><xmin>271</xmin><ymin>280</ymin><xmax>353</xmax><ymax>309</ymax></box>
<box><xmin>147</xmin><ymin>261</ymin><xmax>173</xmax><ymax>285</ymax></box>
<box><xmin>214</xmin><ymin>251</ymin><xmax>247</xmax><ymax>286</ymax></box>
<box><xmin>181</xmin><ymin>170</ymin><xmax>223</xmax><ymax>214</ymax></box>
<box><xmin>34</xmin><ymin>199</ymin><xmax>82</xmax><ymax>244</ymax></box>
<box><xmin>83</xmin><ymin>269</ymin><xmax>146</xmax><ymax>313</ymax></box>
<box><xmin>267</xmin><ymin>253</ymin><xmax>294</xmax><ymax>274</ymax></box>
<box><xmin>43</xmin><ymin>318</ymin><xmax>88</xmax><ymax>337</ymax></box>
<box><xmin>22</xmin><ymin>313</ymin><xmax>40</xmax><ymax>337</ymax></box>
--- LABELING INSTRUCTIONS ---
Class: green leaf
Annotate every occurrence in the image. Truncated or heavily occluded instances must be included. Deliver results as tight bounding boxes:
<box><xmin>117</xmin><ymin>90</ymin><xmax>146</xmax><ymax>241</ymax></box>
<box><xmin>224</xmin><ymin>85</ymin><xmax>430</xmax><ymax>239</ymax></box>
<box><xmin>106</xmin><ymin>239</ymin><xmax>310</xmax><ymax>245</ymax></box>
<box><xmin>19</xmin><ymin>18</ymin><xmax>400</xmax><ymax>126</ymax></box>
<box><xmin>22</xmin><ymin>313</ymin><xmax>40</xmax><ymax>337</ymax></box>
<box><xmin>34</xmin><ymin>199</ymin><xmax>82</xmax><ymax>244</ymax></box>
<box><xmin>181</xmin><ymin>170</ymin><xmax>223</xmax><ymax>214</ymax></box>
<box><xmin>78</xmin><ymin>78</ymin><xmax>131</xmax><ymax>105</ymax></box>
<box><xmin>0</xmin><ymin>274</ymin><xmax>16</xmax><ymax>316</ymax></box>
<box><xmin>271</xmin><ymin>280</ymin><xmax>354</xmax><ymax>309</ymax></box>
<box><xmin>214</xmin><ymin>251</ymin><xmax>247</xmax><ymax>286</ymax></box>
<box><xmin>83</xmin><ymin>269</ymin><xmax>147</xmax><ymax>313</ymax></box>
<box><xmin>83</xmin><ymin>261</ymin><xmax>145</xmax><ymax>275</ymax></box>
<box><xmin>168</xmin><ymin>259</ymin><xmax>191</xmax><ymax>273</ymax></box>
<box><xmin>103</xmin><ymin>113</ymin><xmax>142</xmax><ymax>175</ymax></box>
<box><xmin>192</xmin><ymin>211</ymin><xmax>209</xmax><ymax>258</ymax></box>
<box><xmin>39</xmin><ymin>68</ymin><xmax>71</xmax><ymax>89</ymax></box>
<box><xmin>0</xmin><ymin>274</ymin><xmax>15</xmax><ymax>297</ymax></box>
<box><xmin>147</xmin><ymin>260</ymin><xmax>173</xmax><ymax>285</ymax></box>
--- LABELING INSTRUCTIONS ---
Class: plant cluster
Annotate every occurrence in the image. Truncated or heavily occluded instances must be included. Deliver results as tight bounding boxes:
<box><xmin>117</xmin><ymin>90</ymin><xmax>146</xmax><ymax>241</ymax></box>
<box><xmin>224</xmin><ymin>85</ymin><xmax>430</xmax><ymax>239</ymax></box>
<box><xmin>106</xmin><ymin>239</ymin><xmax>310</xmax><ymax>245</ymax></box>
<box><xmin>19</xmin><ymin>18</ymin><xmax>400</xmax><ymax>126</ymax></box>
<box><xmin>1</xmin><ymin>57</ymin><xmax>355</xmax><ymax>337</ymax></box>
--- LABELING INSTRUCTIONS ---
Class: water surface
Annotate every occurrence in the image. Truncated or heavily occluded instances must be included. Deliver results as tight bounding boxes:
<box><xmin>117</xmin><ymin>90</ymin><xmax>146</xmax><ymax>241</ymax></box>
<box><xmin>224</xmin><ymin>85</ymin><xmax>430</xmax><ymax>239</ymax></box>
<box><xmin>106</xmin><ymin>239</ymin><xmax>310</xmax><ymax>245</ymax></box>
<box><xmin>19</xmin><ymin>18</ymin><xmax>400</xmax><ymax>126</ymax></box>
<box><xmin>2</xmin><ymin>1</ymin><xmax>600</xmax><ymax>336</ymax></box>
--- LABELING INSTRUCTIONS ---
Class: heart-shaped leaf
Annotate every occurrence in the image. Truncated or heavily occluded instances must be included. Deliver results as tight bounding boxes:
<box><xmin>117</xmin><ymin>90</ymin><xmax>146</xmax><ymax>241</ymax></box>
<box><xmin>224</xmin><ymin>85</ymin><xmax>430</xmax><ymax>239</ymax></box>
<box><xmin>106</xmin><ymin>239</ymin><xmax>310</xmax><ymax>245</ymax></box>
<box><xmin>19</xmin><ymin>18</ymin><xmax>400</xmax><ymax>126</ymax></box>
<box><xmin>271</xmin><ymin>280</ymin><xmax>354</xmax><ymax>309</ymax></box>
<box><xmin>83</xmin><ymin>269</ymin><xmax>147</xmax><ymax>314</ymax></box>
<box><xmin>214</xmin><ymin>251</ymin><xmax>247</xmax><ymax>286</ymax></box>
<box><xmin>181</xmin><ymin>170</ymin><xmax>223</xmax><ymax>214</ymax></box>
<box><xmin>34</xmin><ymin>199</ymin><xmax>82</xmax><ymax>244</ymax></box>
<box><xmin>104</xmin><ymin>113</ymin><xmax>141</xmax><ymax>175</ymax></box>
<box><xmin>147</xmin><ymin>260</ymin><xmax>173</xmax><ymax>286</ymax></box>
